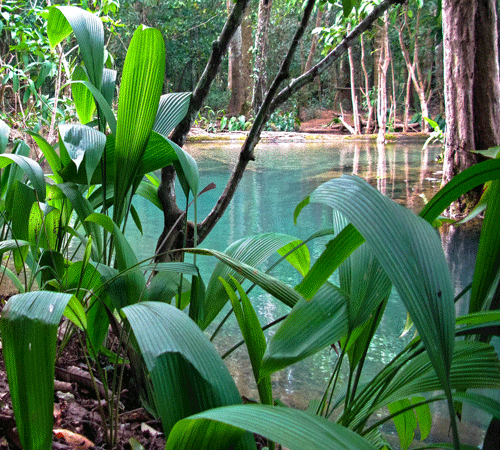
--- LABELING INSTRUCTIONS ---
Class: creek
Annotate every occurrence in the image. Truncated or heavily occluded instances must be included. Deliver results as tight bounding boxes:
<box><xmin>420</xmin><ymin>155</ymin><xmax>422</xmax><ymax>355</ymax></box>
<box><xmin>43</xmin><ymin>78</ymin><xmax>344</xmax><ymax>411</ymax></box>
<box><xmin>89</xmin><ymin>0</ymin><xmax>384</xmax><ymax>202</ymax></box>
<box><xmin>129</xmin><ymin>139</ymin><xmax>489</xmax><ymax>448</ymax></box>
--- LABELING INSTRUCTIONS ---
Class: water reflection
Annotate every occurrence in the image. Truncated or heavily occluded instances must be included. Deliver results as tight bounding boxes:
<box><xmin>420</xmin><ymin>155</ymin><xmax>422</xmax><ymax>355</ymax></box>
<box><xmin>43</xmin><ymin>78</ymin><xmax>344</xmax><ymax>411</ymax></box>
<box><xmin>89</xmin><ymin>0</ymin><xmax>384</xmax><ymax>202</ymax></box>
<box><xmin>130</xmin><ymin>140</ymin><xmax>485</xmax><ymax>444</ymax></box>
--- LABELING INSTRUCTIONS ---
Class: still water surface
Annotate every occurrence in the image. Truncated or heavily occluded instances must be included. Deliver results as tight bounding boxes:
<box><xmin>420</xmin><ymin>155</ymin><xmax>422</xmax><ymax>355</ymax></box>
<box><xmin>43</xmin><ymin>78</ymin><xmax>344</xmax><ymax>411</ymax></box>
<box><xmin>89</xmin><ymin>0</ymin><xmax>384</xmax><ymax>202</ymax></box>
<box><xmin>130</xmin><ymin>140</ymin><xmax>487</xmax><ymax>447</ymax></box>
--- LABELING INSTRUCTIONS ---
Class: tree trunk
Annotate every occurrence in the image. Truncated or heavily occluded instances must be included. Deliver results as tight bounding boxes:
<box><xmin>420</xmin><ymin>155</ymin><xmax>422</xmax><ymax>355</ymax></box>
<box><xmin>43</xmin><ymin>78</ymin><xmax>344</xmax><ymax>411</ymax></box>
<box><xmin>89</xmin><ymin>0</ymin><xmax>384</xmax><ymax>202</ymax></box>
<box><xmin>298</xmin><ymin>8</ymin><xmax>323</xmax><ymax>119</ymax></box>
<box><xmin>396</xmin><ymin>6</ymin><xmax>430</xmax><ymax>132</ymax></box>
<box><xmin>347</xmin><ymin>23</ymin><xmax>361</xmax><ymax>134</ymax></box>
<box><xmin>227</xmin><ymin>22</ymin><xmax>243</xmax><ymax>116</ymax></box>
<box><xmin>377</xmin><ymin>11</ymin><xmax>390</xmax><ymax>144</ymax></box>
<box><xmin>305</xmin><ymin>8</ymin><xmax>323</xmax><ymax>72</ymax></box>
<box><xmin>403</xmin><ymin>69</ymin><xmax>411</xmax><ymax>132</ymax></box>
<box><xmin>360</xmin><ymin>34</ymin><xmax>375</xmax><ymax>134</ymax></box>
<box><xmin>252</xmin><ymin>0</ymin><xmax>273</xmax><ymax>113</ymax></box>
<box><xmin>442</xmin><ymin>0</ymin><xmax>500</xmax><ymax>214</ymax></box>
<box><xmin>240</xmin><ymin>11</ymin><xmax>253</xmax><ymax>116</ymax></box>
<box><xmin>227</xmin><ymin>5</ymin><xmax>253</xmax><ymax>117</ymax></box>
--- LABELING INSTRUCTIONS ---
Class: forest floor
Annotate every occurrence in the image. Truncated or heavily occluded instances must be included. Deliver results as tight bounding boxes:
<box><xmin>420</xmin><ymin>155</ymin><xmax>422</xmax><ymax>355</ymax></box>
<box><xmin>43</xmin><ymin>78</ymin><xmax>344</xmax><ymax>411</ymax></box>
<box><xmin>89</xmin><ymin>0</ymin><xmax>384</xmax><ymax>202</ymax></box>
<box><xmin>186</xmin><ymin>109</ymin><xmax>428</xmax><ymax>143</ymax></box>
<box><xmin>0</xmin><ymin>110</ymin><xmax>432</xmax><ymax>450</ymax></box>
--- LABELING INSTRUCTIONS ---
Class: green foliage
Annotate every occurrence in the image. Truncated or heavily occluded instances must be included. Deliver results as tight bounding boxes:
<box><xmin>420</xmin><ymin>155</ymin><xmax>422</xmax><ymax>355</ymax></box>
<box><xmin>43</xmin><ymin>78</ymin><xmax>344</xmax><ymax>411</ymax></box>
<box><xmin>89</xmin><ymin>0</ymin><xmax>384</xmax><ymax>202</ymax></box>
<box><xmin>266</xmin><ymin>109</ymin><xmax>300</xmax><ymax>132</ymax></box>
<box><xmin>1</xmin><ymin>4</ymin><xmax>500</xmax><ymax>450</ymax></box>
<box><xmin>228</xmin><ymin>114</ymin><xmax>253</xmax><ymax>131</ymax></box>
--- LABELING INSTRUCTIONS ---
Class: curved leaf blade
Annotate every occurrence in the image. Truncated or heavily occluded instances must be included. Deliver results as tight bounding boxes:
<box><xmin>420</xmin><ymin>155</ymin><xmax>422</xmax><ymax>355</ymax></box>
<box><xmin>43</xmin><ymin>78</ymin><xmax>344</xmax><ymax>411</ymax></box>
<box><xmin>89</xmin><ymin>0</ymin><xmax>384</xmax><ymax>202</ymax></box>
<box><xmin>114</xmin><ymin>25</ymin><xmax>165</xmax><ymax>225</ymax></box>
<box><xmin>153</xmin><ymin>92</ymin><xmax>191</xmax><ymax>138</ymax></box>
<box><xmin>165</xmin><ymin>405</ymin><xmax>378</xmax><ymax>450</ymax></box>
<box><xmin>122</xmin><ymin>302</ymin><xmax>250</xmax><ymax>441</ymax></box>
<box><xmin>48</xmin><ymin>6</ymin><xmax>104</xmax><ymax>89</ymax></box>
<box><xmin>0</xmin><ymin>292</ymin><xmax>73</xmax><ymax>450</ymax></box>
<box><xmin>309</xmin><ymin>176</ymin><xmax>455</xmax><ymax>398</ymax></box>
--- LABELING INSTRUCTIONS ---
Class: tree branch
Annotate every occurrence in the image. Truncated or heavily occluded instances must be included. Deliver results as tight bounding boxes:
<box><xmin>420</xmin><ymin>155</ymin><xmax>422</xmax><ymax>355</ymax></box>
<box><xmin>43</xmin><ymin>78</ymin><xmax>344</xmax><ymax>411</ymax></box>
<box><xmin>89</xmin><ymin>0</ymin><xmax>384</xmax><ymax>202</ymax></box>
<box><xmin>270</xmin><ymin>0</ymin><xmax>404</xmax><ymax>111</ymax></box>
<box><xmin>170</xmin><ymin>0</ymin><xmax>251</xmax><ymax>147</ymax></box>
<box><xmin>196</xmin><ymin>0</ymin><xmax>404</xmax><ymax>243</ymax></box>
<box><xmin>197</xmin><ymin>0</ymin><xmax>317</xmax><ymax>241</ymax></box>
<box><xmin>156</xmin><ymin>0</ymin><xmax>405</xmax><ymax>258</ymax></box>
<box><xmin>156</xmin><ymin>0</ymin><xmax>250</xmax><ymax>259</ymax></box>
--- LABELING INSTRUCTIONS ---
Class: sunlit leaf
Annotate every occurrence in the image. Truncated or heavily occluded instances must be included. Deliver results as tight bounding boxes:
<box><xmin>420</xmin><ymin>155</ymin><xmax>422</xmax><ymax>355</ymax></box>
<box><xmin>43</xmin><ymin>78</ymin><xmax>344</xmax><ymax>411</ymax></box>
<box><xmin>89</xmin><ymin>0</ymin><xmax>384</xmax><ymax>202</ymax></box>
<box><xmin>0</xmin><ymin>292</ymin><xmax>73</xmax><ymax>450</ymax></box>
<box><xmin>113</xmin><ymin>25</ymin><xmax>165</xmax><ymax>226</ymax></box>
<box><xmin>165</xmin><ymin>405</ymin><xmax>377</xmax><ymax>450</ymax></box>
<box><xmin>122</xmin><ymin>302</ymin><xmax>252</xmax><ymax>446</ymax></box>
<box><xmin>71</xmin><ymin>65</ymin><xmax>96</xmax><ymax>124</ymax></box>
<box><xmin>48</xmin><ymin>6</ymin><xmax>104</xmax><ymax>89</ymax></box>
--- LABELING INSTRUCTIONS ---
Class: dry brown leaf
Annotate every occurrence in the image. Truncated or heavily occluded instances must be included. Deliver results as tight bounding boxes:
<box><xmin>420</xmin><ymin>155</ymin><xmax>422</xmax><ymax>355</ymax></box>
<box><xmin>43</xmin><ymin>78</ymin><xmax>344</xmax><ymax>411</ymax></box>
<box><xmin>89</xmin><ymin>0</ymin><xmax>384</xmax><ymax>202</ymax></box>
<box><xmin>53</xmin><ymin>429</ymin><xmax>94</xmax><ymax>450</ymax></box>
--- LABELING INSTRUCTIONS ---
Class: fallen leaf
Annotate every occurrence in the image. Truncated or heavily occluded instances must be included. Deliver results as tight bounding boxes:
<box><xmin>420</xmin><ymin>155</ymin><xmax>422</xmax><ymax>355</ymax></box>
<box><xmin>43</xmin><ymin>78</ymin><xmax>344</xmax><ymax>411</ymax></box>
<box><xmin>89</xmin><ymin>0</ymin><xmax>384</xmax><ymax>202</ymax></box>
<box><xmin>53</xmin><ymin>429</ymin><xmax>94</xmax><ymax>449</ymax></box>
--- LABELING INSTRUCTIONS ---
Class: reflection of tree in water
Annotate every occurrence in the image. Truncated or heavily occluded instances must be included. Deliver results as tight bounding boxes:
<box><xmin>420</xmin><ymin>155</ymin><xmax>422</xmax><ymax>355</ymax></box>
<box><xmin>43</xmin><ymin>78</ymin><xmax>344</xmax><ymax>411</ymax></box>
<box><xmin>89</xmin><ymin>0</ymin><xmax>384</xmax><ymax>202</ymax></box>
<box><xmin>377</xmin><ymin>141</ymin><xmax>387</xmax><ymax>195</ymax></box>
<box><xmin>440</xmin><ymin>222</ymin><xmax>481</xmax><ymax>315</ymax></box>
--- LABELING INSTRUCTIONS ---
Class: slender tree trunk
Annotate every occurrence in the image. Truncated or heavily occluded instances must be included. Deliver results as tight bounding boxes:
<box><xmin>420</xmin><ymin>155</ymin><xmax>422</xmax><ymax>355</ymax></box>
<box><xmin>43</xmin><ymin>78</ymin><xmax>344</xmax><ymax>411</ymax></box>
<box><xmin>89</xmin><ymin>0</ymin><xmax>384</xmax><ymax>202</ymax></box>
<box><xmin>402</xmin><ymin>66</ymin><xmax>411</xmax><ymax>132</ymax></box>
<box><xmin>360</xmin><ymin>34</ymin><xmax>374</xmax><ymax>134</ymax></box>
<box><xmin>252</xmin><ymin>0</ymin><xmax>273</xmax><ymax>113</ymax></box>
<box><xmin>442</xmin><ymin>0</ymin><xmax>500</xmax><ymax>214</ymax></box>
<box><xmin>377</xmin><ymin>11</ymin><xmax>390</xmax><ymax>144</ymax></box>
<box><xmin>347</xmin><ymin>23</ymin><xmax>361</xmax><ymax>134</ymax></box>
<box><xmin>305</xmin><ymin>8</ymin><xmax>323</xmax><ymax>72</ymax></box>
<box><xmin>227</xmin><ymin>4</ymin><xmax>253</xmax><ymax>116</ymax></box>
<box><xmin>227</xmin><ymin>22</ymin><xmax>243</xmax><ymax>116</ymax></box>
<box><xmin>298</xmin><ymin>7</ymin><xmax>323</xmax><ymax>119</ymax></box>
<box><xmin>396</xmin><ymin>6</ymin><xmax>429</xmax><ymax>132</ymax></box>
<box><xmin>240</xmin><ymin>11</ymin><xmax>253</xmax><ymax>116</ymax></box>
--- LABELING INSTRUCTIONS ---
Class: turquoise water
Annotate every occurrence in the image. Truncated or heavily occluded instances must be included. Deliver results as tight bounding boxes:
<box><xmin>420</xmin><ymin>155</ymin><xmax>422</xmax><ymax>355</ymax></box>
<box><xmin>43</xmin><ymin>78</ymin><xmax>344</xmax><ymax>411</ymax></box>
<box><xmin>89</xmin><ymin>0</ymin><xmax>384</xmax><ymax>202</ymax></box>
<box><xmin>129</xmin><ymin>140</ymin><xmax>488</xmax><ymax>446</ymax></box>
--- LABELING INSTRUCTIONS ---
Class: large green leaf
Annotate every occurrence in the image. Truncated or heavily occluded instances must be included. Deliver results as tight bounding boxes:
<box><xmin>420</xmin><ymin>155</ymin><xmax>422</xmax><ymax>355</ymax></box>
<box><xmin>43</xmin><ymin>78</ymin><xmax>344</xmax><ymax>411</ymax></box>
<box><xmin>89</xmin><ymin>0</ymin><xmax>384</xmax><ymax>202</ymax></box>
<box><xmin>71</xmin><ymin>65</ymin><xmax>96</xmax><ymax>124</ymax></box>
<box><xmin>261</xmin><ymin>283</ymin><xmax>347</xmax><ymax>377</ymax></box>
<box><xmin>301</xmin><ymin>175</ymin><xmax>458</xmax><ymax>442</ymax></box>
<box><xmin>86</xmin><ymin>213</ymin><xmax>145</xmax><ymax>308</ymax></box>
<box><xmin>0</xmin><ymin>292</ymin><xmax>73</xmax><ymax>450</ymax></box>
<box><xmin>165</xmin><ymin>404</ymin><xmax>378</xmax><ymax>450</ymax></box>
<box><xmin>113</xmin><ymin>25</ymin><xmax>165</xmax><ymax>225</ymax></box>
<box><xmin>420</xmin><ymin>158</ymin><xmax>500</xmax><ymax>223</ymax></box>
<box><xmin>0</xmin><ymin>154</ymin><xmax>46</xmax><ymax>202</ymax></box>
<box><xmin>6</xmin><ymin>180</ymin><xmax>37</xmax><ymax>272</ymax></box>
<box><xmin>311</xmin><ymin>178</ymin><xmax>454</xmax><ymax>383</ymax></box>
<box><xmin>196</xmin><ymin>233</ymin><xmax>306</xmax><ymax>329</ymax></box>
<box><xmin>58</xmin><ymin>124</ymin><xmax>106</xmax><ymax>185</ymax></box>
<box><xmin>58</xmin><ymin>183</ymin><xmax>102</xmax><ymax>260</ymax></box>
<box><xmin>332</xmin><ymin>210</ymin><xmax>392</xmax><ymax>328</ymax></box>
<box><xmin>25</xmin><ymin>131</ymin><xmax>62</xmax><ymax>183</ymax></box>
<box><xmin>1</xmin><ymin>140</ymin><xmax>30</xmax><ymax>199</ymax></box>
<box><xmin>295</xmin><ymin>224</ymin><xmax>364</xmax><ymax>299</ymax></box>
<box><xmin>0</xmin><ymin>118</ymin><xmax>9</xmax><ymax>153</ymax></box>
<box><xmin>222</xmin><ymin>277</ymin><xmax>273</xmax><ymax>406</ymax></box>
<box><xmin>153</xmin><ymin>92</ymin><xmax>191</xmax><ymax>138</ymax></box>
<box><xmin>122</xmin><ymin>301</ymin><xmax>255</xmax><ymax>449</ymax></box>
<box><xmin>348</xmin><ymin>340</ymin><xmax>500</xmax><ymax>432</ymax></box>
<box><xmin>69</xmin><ymin>80</ymin><xmax>118</xmax><ymax>135</ymax></box>
<box><xmin>469</xmin><ymin>177</ymin><xmax>500</xmax><ymax>313</ymax></box>
<box><xmin>172</xmin><ymin>139</ymin><xmax>200</xmax><ymax>197</ymax></box>
<box><xmin>28</xmin><ymin>202</ymin><xmax>60</xmax><ymax>251</ymax></box>
<box><xmin>47</xmin><ymin>6</ymin><xmax>104</xmax><ymax>90</ymax></box>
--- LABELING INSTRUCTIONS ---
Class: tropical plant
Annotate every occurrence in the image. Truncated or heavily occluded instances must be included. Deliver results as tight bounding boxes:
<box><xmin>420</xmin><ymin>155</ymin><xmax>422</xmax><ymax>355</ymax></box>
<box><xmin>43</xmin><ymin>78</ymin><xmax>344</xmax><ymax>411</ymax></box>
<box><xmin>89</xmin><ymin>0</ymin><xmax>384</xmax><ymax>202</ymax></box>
<box><xmin>266</xmin><ymin>109</ymin><xmax>300</xmax><ymax>131</ymax></box>
<box><xmin>1</xmin><ymin>4</ymin><xmax>500</xmax><ymax>450</ymax></box>
<box><xmin>228</xmin><ymin>114</ymin><xmax>253</xmax><ymax>131</ymax></box>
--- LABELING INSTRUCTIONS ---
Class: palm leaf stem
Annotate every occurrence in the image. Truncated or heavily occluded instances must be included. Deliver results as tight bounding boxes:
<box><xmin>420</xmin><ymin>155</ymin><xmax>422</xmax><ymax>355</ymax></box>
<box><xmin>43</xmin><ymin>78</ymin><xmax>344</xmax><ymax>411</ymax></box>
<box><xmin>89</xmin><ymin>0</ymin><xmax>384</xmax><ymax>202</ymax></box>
<box><xmin>349</xmin><ymin>301</ymin><xmax>386</xmax><ymax>408</ymax></box>
<box><xmin>324</xmin><ymin>345</ymin><xmax>349</xmax><ymax>418</ymax></box>
<box><xmin>362</xmin><ymin>396</ymin><xmax>441</xmax><ymax>437</ymax></box>
<box><xmin>221</xmin><ymin>314</ymin><xmax>288</xmax><ymax>359</ymax></box>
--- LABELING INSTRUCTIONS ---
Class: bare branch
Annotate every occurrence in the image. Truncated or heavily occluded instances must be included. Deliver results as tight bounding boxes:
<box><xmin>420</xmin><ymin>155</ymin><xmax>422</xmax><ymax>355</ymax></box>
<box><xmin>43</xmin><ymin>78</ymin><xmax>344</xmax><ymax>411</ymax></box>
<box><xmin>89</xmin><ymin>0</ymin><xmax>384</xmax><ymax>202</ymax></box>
<box><xmin>270</xmin><ymin>0</ymin><xmax>404</xmax><ymax>112</ymax></box>
<box><xmin>170</xmin><ymin>0</ymin><xmax>251</xmax><ymax>147</ymax></box>
<box><xmin>196</xmin><ymin>0</ymin><xmax>404</xmax><ymax>243</ymax></box>
<box><xmin>156</xmin><ymin>0</ymin><xmax>251</xmax><ymax>259</ymax></box>
<box><xmin>197</xmin><ymin>0</ymin><xmax>317</xmax><ymax>241</ymax></box>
